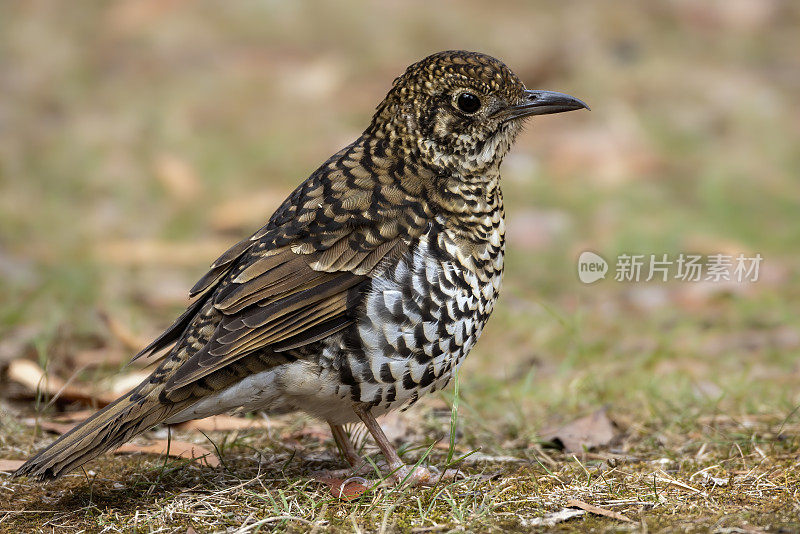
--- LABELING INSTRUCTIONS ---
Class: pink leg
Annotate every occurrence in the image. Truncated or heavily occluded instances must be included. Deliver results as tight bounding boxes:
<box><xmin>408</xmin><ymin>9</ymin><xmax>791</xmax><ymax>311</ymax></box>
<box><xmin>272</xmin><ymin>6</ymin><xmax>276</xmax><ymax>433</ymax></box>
<box><xmin>329</xmin><ymin>422</ymin><xmax>362</xmax><ymax>468</ymax></box>
<box><xmin>353</xmin><ymin>405</ymin><xmax>431</xmax><ymax>486</ymax></box>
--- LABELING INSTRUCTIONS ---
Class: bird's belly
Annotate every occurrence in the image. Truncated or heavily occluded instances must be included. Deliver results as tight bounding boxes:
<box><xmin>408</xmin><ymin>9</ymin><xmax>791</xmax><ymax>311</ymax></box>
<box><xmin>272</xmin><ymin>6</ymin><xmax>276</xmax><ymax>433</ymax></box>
<box><xmin>164</xmin><ymin>354</ymin><xmax>362</xmax><ymax>425</ymax></box>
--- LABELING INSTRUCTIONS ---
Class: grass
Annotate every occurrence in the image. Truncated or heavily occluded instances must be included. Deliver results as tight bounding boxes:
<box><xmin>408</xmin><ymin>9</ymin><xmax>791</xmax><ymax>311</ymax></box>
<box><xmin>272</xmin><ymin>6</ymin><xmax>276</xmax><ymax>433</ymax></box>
<box><xmin>2</xmin><ymin>1</ymin><xmax>800</xmax><ymax>532</ymax></box>
<box><xmin>3</xmin><ymin>416</ymin><xmax>800</xmax><ymax>532</ymax></box>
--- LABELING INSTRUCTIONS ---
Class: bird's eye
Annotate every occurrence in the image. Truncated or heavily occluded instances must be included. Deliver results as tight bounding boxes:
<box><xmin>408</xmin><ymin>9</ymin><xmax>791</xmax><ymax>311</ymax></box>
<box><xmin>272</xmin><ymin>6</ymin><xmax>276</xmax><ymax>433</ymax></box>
<box><xmin>455</xmin><ymin>92</ymin><xmax>481</xmax><ymax>114</ymax></box>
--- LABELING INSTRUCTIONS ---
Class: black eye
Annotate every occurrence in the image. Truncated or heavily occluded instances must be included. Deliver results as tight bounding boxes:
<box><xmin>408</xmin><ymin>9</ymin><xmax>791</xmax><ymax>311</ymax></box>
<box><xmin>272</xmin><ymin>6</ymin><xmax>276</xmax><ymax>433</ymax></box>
<box><xmin>456</xmin><ymin>92</ymin><xmax>481</xmax><ymax>114</ymax></box>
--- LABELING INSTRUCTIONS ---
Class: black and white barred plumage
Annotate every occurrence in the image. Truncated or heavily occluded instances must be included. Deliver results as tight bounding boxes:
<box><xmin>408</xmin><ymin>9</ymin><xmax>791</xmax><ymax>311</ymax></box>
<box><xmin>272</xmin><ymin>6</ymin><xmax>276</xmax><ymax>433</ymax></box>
<box><xmin>15</xmin><ymin>50</ymin><xmax>587</xmax><ymax>483</ymax></box>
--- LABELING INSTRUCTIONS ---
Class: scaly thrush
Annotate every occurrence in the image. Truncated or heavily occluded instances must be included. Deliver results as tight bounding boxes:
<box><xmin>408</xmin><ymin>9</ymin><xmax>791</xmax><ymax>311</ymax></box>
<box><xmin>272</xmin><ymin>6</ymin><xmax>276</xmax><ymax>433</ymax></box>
<box><xmin>15</xmin><ymin>50</ymin><xmax>588</xmax><ymax>485</ymax></box>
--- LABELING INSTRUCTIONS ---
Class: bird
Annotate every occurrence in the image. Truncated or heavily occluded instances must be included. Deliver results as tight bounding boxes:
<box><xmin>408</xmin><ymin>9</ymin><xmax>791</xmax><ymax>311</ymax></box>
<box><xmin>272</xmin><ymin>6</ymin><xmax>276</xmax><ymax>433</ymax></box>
<box><xmin>14</xmin><ymin>50</ymin><xmax>588</xmax><ymax>485</ymax></box>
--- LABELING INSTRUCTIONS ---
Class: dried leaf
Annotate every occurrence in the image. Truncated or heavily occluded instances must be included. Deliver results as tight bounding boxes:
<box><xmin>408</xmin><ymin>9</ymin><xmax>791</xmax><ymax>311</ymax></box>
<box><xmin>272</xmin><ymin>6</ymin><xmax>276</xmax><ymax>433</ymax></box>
<box><xmin>566</xmin><ymin>498</ymin><xmax>633</xmax><ymax>523</ymax></box>
<box><xmin>541</xmin><ymin>409</ymin><xmax>617</xmax><ymax>453</ymax></box>
<box><xmin>7</xmin><ymin>359</ymin><xmax>49</xmax><ymax>391</ymax></box>
<box><xmin>6</xmin><ymin>359</ymin><xmax>115</xmax><ymax>407</ymax></box>
<box><xmin>314</xmin><ymin>475</ymin><xmax>369</xmax><ymax>501</ymax></box>
<box><xmin>0</xmin><ymin>459</ymin><xmax>26</xmax><ymax>472</ymax></box>
<box><xmin>114</xmin><ymin>440</ymin><xmax>219</xmax><ymax>467</ymax></box>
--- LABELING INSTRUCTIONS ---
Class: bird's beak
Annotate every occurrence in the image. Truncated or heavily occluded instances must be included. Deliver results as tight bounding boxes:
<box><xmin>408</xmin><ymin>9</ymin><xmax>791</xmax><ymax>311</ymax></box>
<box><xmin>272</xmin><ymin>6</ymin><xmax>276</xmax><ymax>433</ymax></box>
<box><xmin>499</xmin><ymin>89</ymin><xmax>590</xmax><ymax>121</ymax></box>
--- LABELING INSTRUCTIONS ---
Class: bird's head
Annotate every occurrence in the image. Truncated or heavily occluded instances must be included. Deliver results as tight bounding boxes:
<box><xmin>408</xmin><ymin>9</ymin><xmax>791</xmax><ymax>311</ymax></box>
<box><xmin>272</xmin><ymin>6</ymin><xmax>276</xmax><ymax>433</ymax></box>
<box><xmin>370</xmin><ymin>50</ymin><xmax>588</xmax><ymax>177</ymax></box>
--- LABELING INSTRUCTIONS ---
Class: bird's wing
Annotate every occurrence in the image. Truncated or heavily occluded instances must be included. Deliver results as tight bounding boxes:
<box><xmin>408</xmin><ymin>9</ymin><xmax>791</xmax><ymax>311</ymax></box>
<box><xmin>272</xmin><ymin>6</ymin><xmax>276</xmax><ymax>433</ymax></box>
<box><xmin>130</xmin><ymin>146</ymin><xmax>433</xmax><ymax>394</ymax></box>
<box><xmin>164</xmin><ymin>235</ymin><xmax>406</xmax><ymax>391</ymax></box>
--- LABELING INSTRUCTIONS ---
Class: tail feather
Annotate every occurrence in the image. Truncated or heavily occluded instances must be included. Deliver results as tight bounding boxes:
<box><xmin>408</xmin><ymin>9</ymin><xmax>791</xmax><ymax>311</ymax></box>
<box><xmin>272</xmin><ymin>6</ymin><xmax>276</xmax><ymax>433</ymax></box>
<box><xmin>14</xmin><ymin>386</ymin><xmax>188</xmax><ymax>481</ymax></box>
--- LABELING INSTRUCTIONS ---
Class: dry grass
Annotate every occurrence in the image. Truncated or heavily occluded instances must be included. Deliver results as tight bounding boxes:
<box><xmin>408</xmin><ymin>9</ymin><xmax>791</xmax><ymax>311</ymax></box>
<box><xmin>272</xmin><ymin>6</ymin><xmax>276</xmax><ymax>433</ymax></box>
<box><xmin>2</xmin><ymin>412</ymin><xmax>800</xmax><ymax>532</ymax></box>
<box><xmin>2</xmin><ymin>0</ymin><xmax>800</xmax><ymax>532</ymax></box>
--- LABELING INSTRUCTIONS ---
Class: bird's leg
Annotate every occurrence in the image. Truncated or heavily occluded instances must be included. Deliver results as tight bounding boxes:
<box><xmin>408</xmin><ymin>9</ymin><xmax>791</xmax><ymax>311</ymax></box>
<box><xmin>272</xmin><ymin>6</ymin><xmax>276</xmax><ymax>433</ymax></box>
<box><xmin>312</xmin><ymin>422</ymin><xmax>375</xmax><ymax>481</ymax></box>
<box><xmin>353</xmin><ymin>405</ymin><xmax>431</xmax><ymax>486</ymax></box>
<box><xmin>329</xmin><ymin>422</ymin><xmax>363</xmax><ymax>468</ymax></box>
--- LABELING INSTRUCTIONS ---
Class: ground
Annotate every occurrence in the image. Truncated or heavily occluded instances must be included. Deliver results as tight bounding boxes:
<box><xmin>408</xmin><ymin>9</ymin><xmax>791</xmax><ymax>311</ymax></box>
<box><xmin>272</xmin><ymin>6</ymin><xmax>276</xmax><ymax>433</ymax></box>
<box><xmin>1</xmin><ymin>1</ymin><xmax>799</xmax><ymax>532</ymax></box>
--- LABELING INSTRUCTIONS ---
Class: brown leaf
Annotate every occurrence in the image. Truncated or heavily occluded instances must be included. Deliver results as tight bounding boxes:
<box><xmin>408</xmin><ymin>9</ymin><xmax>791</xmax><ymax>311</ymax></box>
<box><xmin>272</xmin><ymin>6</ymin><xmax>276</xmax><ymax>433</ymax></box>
<box><xmin>6</xmin><ymin>359</ymin><xmax>115</xmax><ymax>407</ymax></box>
<box><xmin>541</xmin><ymin>409</ymin><xmax>617</xmax><ymax>453</ymax></box>
<box><xmin>566</xmin><ymin>498</ymin><xmax>633</xmax><ymax>523</ymax></box>
<box><xmin>175</xmin><ymin>415</ymin><xmax>277</xmax><ymax>432</ymax></box>
<box><xmin>7</xmin><ymin>359</ymin><xmax>49</xmax><ymax>390</ymax></box>
<box><xmin>114</xmin><ymin>440</ymin><xmax>219</xmax><ymax>467</ymax></box>
<box><xmin>314</xmin><ymin>475</ymin><xmax>369</xmax><ymax>501</ymax></box>
<box><xmin>0</xmin><ymin>459</ymin><xmax>26</xmax><ymax>472</ymax></box>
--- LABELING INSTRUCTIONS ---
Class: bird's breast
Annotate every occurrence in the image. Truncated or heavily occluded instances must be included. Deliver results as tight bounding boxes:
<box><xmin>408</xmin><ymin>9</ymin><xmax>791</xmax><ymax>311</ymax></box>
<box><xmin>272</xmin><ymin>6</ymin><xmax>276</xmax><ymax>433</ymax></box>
<box><xmin>343</xmin><ymin>224</ymin><xmax>504</xmax><ymax>409</ymax></box>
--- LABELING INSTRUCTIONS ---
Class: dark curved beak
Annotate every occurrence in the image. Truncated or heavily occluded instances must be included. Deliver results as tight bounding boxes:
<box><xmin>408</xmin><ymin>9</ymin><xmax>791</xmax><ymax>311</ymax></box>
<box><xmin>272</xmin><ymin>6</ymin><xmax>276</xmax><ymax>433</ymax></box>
<box><xmin>499</xmin><ymin>89</ymin><xmax>589</xmax><ymax>121</ymax></box>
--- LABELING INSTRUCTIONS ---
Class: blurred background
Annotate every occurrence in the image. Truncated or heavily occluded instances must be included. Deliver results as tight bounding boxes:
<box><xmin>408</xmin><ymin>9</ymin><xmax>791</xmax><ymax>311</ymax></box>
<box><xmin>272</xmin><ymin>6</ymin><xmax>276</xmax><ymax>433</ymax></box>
<box><xmin>1</xmin><ymin>0</ymin><xmax>799</xmax><ymax>444</ymax></box>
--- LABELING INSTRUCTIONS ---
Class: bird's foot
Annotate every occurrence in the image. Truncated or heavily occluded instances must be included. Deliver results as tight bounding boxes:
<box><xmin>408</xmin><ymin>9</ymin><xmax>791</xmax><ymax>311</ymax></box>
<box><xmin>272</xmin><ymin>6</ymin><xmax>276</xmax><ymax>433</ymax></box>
<box><xmin>392</xmin><ymin>465</ymin><xmax>465</xmax><ymax>486</ymax></box>
<box><xmin>390</xmin><ymin>464</ymin><xmax>432</xmax><ymax>486</ymax></box>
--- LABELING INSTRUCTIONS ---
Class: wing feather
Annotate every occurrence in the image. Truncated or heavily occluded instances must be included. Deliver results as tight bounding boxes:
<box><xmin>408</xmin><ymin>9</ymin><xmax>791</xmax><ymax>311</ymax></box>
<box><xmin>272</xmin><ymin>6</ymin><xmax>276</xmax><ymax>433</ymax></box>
<box><xmin>163</xmin><ymin>238</ymin><xmax>404</xmax><ymax>392</ymax></box>
<box><xmin>122</xmin><ymin>137</ymin><xmax>435</xmax><ymax>406</ymax></box>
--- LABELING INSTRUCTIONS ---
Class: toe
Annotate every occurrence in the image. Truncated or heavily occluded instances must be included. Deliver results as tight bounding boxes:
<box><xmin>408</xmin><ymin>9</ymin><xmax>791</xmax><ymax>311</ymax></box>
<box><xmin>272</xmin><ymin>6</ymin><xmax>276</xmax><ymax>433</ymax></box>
<box><xmin>393</xmin><ymin>465</ymin><xmax>432</xmax><ymax>486</ymax></box>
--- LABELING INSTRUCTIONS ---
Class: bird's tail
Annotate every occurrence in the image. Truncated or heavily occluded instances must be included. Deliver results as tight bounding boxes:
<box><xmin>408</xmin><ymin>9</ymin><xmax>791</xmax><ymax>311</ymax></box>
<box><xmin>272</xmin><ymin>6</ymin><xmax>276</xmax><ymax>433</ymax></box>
<box><xmin>14</xmin><ymin>382</ymin><xmax>188</xmax><ymax>481</ymax></box>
